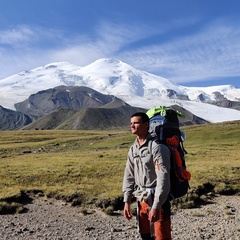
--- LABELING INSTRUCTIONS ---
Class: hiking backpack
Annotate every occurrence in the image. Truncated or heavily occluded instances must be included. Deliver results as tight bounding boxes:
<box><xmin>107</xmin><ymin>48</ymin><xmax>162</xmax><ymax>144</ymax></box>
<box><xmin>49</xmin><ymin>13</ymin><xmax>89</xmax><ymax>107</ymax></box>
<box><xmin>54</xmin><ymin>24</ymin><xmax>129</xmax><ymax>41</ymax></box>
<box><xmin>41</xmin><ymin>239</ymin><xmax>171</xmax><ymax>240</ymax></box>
<box><xmin>146</xmin><ymin>106</ymin><xmax>191</xmax><ymax>199</ymax></box>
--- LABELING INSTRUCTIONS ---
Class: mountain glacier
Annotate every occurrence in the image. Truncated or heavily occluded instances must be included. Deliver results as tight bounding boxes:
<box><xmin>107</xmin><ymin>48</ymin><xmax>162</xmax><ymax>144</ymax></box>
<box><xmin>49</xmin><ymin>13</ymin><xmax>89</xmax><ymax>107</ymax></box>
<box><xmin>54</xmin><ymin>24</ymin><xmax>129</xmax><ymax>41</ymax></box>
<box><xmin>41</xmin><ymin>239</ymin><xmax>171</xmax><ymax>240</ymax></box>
<box><xmin>0</xmin><ymin>58</ymin><xmax>240</xmax><ymax>123</ymax></box>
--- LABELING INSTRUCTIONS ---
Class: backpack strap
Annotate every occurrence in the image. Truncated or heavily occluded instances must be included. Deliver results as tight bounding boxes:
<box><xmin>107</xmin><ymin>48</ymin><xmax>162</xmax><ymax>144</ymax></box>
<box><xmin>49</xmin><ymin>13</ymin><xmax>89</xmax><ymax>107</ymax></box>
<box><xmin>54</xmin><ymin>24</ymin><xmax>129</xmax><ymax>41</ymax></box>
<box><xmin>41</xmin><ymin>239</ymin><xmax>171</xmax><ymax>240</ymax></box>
<box><xmin>180</xmin><ymin>140</ymin><xmax>188</xmax><ymax>154</ymax></box>
<box><xmin>148</xmin><ymin>140</ymin><xmax>153</xmax><ymax>154</ymax></box>
<box><xmin>159</xmin><ymin>126</ymin><xmax>164</xmax><ymax>141</ymax></box>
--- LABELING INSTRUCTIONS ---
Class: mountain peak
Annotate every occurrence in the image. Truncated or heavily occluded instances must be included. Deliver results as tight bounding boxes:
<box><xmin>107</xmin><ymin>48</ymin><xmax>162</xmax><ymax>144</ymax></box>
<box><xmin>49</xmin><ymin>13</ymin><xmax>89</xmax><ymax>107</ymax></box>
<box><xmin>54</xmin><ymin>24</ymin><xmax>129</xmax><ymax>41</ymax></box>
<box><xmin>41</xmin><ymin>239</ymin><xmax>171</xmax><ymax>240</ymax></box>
<box><xmin>80</xmin><ymin>58</ymin><xmax>133</xmax><ymax>74</ymax></box>
<box><xmin>94</xmin><ymin>58</ymin><xmax>123</xmax><ymax>65</ymax></box>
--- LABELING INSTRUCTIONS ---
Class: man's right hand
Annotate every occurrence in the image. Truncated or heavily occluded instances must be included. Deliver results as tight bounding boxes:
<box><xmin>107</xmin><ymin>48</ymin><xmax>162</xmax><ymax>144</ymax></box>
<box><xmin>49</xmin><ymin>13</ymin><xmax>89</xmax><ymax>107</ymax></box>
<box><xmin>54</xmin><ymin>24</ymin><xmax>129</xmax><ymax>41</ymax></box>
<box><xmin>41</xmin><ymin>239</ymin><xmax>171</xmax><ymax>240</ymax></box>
<box><xmin>123</xmin><ymin>202</ymin><xmax>132</xmax><ymax>221</ymax></box>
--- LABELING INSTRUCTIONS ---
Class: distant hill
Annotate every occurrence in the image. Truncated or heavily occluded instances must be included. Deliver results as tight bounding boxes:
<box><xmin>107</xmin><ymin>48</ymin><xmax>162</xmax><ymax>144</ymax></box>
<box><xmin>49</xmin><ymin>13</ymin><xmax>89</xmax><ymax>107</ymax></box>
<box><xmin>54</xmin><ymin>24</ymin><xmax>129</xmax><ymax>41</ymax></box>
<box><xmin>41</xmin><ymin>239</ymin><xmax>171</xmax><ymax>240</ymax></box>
<box><xmin>15</xmin><ymin>85</ymin><xmax>129</xmax><ymax>120</ymax></box>
<box><xmin>22</xmin><ymin>104</ymin><xmax>208</xmax><ymax>130</ymax></box>
<box><xmin>22</xmin><ymin>105</ymin><xmax>146</xmax><ymax>130</ymax></box>
<box><xmin>0</xmin><ymin>106</ymin><xmax>32</xmax><ymax>130</ymax></box>
<box><xmin>1</xmin><ymin>85</ymin><xmax>209</xmax><ymax>130</ymax></box>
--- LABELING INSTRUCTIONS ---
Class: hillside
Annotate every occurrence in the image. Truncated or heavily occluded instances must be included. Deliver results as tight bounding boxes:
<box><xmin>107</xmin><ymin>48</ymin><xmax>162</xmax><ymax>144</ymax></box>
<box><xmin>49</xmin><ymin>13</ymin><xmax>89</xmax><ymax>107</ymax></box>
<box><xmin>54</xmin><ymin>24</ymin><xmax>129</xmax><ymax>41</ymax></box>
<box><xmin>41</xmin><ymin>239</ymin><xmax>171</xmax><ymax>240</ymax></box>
<box><xmin>15</xmin><ymin>85</ymin><xmax>128</xmax><ymax>120</ymax></box>
<box><xmin>0</xmin><ymin>106</ymin><xmax>32</xmax><ymax>130</ymax></box>
<box><xmin>22</xmin><ymin>106</ymin><xmax>146</xmax><ymax>130</ymax></box>
<box><xmin>21</xmin><ymin>104</ymin><xmax>209</xmax><ymax>130</ymax></box>
<box><xmin>1</xmin><ymin>120</ymin><xmax>239</xmax><ymax>201</ymax></box>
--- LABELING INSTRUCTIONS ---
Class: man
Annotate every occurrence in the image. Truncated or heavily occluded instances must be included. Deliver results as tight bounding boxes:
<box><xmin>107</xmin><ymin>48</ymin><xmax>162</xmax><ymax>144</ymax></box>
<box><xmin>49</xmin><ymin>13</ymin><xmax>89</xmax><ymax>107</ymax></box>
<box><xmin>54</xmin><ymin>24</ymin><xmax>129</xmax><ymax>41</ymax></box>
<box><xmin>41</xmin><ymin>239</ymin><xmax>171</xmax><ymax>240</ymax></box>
<box><xmin>122</xmin><ymin>112</ymin><xmax>172</xmax><ymax>240</ymax></box>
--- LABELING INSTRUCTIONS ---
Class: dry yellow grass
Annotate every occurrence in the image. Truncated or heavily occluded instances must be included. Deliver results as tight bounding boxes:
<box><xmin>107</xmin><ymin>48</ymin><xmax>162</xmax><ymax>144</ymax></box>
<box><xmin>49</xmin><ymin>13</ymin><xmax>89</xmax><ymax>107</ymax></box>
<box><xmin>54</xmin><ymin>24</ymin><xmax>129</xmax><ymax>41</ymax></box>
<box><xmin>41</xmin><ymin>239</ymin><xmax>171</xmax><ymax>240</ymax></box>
<box><xmin>0</xmin><ymin>130</ymin><xmax>133</xmax><ymax>202</ymax></box>
<box><xmin>0</xmin><ymin>121</ymin><xmax>239</xmax><ymax>205</ymax></box>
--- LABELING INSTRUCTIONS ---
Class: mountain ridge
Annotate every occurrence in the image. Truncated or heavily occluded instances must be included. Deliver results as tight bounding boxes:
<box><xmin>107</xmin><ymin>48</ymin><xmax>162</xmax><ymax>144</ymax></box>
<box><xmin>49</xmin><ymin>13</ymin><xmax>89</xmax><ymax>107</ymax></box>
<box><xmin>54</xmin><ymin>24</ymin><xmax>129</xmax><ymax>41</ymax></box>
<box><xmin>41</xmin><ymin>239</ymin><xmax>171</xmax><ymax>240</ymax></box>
<box><xmin>0</xmin><ymin>106</ymin><xmax>32</xmax><ymax>130</ymax></box>
<box><xmin>0</xmin><ymin>85</ymin><xmax>209</xmax><ymax>130</ymax></box>
<box><xmin>21</xmin><ymin>103</ymin><xmax>209</xmax><ymax>131</ymax></box>
<box><xmin>14</xmin><ymin>85</ymin><xmax>129</xmax><ymax>120</ymax></box>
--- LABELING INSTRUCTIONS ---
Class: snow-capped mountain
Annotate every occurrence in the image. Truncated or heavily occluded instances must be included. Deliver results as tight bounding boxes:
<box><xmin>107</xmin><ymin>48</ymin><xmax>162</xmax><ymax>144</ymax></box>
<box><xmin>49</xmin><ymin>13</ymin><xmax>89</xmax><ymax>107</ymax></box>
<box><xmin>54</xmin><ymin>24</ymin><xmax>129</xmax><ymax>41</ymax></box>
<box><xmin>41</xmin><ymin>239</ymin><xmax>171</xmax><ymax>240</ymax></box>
<box><xmin>0</xmin><ymin>58</ymin><xmax>240</xmax><ymax>123</ymax></box>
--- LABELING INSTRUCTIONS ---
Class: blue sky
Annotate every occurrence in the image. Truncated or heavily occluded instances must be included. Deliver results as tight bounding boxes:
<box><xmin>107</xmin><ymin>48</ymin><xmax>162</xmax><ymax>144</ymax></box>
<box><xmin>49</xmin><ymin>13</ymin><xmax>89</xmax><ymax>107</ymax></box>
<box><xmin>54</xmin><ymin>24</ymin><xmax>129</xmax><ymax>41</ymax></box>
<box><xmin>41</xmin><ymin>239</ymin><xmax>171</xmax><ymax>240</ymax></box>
<box><xmin>1</xmin><ymin>0</ymin><xmax>240</xmax><ymax>88</ymax></box>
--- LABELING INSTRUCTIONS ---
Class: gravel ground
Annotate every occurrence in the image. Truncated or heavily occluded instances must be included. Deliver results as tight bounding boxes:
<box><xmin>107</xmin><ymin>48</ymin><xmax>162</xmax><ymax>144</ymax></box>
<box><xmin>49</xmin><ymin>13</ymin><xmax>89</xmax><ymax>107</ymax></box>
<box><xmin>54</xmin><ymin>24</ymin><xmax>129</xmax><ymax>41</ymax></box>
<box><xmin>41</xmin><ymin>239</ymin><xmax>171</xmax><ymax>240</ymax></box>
<box><xmin>0</xmin><ymin>195</ymin><xmax>239</xmax><ymax>240</ymax></box>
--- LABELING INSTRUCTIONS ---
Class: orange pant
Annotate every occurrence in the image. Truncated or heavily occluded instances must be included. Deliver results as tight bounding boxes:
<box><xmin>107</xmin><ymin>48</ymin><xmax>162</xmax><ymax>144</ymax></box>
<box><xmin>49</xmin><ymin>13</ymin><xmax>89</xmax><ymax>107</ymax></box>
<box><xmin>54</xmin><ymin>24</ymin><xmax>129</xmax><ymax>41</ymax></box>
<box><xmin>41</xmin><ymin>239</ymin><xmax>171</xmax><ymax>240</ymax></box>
<box><xmin>138</xmin><ymin>200</ymin><xmax>172</xmax><ymax>240</ymax></box>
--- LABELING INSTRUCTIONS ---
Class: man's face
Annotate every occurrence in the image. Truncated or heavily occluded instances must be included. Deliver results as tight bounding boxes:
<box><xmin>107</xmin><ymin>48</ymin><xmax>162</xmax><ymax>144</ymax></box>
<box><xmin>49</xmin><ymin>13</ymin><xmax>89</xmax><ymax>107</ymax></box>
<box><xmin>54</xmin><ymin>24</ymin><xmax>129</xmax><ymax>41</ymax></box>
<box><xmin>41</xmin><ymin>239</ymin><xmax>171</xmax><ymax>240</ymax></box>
<box><xmin>130</xmin><ymin>116</ymin><xmax>148</xmax><ymax>136</ymax></box>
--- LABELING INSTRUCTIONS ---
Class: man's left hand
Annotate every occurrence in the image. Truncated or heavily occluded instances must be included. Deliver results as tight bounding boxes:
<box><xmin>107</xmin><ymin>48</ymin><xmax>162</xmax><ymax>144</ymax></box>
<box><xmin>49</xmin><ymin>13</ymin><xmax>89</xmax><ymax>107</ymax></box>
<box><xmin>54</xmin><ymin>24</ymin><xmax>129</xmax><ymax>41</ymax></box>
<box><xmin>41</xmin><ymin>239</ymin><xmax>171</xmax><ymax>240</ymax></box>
<box><xmin>148</xmin><ymin>208</ymin><xmax>159</xmax><ymax>222</ymax></box>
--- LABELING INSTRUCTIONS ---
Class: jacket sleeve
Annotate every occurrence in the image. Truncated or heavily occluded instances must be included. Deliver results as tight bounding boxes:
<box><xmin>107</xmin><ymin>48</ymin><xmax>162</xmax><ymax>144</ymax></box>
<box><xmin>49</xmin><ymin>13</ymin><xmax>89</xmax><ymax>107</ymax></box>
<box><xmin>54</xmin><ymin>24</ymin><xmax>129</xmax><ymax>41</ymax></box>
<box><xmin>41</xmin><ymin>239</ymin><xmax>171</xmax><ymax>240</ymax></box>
<box><xmin>152</xmin><ymin>142</ymin><xmax>171</xmax><ymax>209</ymax></box>
<box><xmin>122</xmin><ymin>147</ymin><xmax>135</xmax><ymax>203</ymax></box>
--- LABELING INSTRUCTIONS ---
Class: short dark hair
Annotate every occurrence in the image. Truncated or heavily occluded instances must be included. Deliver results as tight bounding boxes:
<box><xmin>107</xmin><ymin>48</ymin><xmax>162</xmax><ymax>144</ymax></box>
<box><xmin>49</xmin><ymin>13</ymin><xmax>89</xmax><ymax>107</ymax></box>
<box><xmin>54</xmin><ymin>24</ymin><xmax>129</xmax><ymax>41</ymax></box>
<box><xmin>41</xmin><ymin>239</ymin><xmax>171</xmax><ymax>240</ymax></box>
<box><xmin>131</xmin><ymin>112</ymin><xmax>149</xmax><ymax>123</ymax></box>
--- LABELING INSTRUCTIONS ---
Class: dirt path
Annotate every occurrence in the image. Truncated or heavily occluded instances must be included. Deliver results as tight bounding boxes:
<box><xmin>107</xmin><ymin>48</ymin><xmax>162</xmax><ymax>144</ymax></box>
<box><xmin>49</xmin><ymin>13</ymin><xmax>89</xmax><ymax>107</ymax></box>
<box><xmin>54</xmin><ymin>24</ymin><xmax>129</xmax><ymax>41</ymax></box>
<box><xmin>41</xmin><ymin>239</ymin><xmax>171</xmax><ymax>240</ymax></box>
<box><xmin>0</xmin><ymin>195</ymin><xmax>239</xmax><ymax>240</ymax></box>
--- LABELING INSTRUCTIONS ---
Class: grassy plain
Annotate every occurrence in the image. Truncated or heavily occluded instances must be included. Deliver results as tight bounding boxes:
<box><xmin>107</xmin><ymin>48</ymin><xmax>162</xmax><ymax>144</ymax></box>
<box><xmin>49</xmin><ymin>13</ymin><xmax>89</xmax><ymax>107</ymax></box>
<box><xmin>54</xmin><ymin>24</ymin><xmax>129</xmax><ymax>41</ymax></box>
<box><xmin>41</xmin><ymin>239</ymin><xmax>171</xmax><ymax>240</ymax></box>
<box><xmin>0</xmin><ymin>121</ymin><xmax>239</xmax><ymax>206</ymax></box>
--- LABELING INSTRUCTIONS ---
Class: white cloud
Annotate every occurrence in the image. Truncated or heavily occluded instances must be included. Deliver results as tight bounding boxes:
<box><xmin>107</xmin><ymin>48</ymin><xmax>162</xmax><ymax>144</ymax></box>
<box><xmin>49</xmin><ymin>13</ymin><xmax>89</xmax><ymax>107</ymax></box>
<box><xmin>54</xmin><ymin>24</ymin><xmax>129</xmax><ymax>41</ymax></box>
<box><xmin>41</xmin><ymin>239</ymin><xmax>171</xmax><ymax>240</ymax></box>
<box><xmin>120</xmin><ymin>18</ymin><xmax>240</xmax><ymax>83</ymax></box>
<box><xmin>0</xmin><ymin>25</ymin><xmax>35</xmax><ymax>45</ymax></box>
<box><xmin>0</xmin><ymin>17</ymin><xmax>240</xmax><ymax>86</ymax></box>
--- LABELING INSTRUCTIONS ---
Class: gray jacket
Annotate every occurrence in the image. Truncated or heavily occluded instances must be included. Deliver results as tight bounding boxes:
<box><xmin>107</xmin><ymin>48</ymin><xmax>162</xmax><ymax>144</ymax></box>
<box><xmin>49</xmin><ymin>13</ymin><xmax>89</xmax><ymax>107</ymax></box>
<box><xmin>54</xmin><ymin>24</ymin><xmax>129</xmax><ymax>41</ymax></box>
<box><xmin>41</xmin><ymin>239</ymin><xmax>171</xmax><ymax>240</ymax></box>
<box><xmin>122</xmin><ymin>134</ymin><xmax>171</xmax><ymax>209</ymax></box>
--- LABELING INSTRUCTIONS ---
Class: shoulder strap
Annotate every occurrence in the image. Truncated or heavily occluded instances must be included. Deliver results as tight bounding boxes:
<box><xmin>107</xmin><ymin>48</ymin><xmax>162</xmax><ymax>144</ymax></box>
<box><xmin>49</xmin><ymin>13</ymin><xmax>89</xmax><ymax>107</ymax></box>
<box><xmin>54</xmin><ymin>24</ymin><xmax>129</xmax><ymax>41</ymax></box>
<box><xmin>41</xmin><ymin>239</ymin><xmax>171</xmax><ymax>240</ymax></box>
<box><xmin>148</xmin><ymin>140</ymin><xmax>153</xmax><ymax>154</ymax></box>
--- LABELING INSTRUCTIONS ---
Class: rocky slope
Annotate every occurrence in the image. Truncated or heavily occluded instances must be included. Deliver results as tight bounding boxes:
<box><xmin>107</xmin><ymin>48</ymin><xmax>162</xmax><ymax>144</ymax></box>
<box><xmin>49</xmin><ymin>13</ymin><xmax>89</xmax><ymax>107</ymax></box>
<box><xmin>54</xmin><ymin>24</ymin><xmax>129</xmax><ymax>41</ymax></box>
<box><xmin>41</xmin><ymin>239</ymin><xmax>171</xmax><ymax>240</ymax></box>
<box><xmin>15</xmin><ymin>86</ymin><xmax>129</xmax><ymax>120</ymax></box>
<box><xmin>0</xmin><ymin>106</ymin><xmax>32</xmax><ymax>130</ymax></box>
